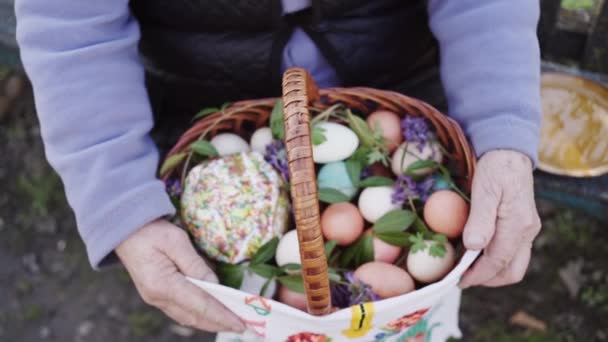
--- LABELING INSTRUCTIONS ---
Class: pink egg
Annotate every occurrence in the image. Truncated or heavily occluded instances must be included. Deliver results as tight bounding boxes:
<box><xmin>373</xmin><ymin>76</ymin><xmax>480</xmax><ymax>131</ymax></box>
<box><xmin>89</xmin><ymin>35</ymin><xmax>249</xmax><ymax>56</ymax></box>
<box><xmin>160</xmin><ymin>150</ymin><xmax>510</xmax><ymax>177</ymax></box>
<box><xmin>354</xmin><ymin>262</ymin><xmax>415</xmax><ymax>299</ymax></box>
<box><xmin>321</xmin><ymin>203</ymin><xmax>364</xmax><ymax>246</ymax></box>
<box><xmin>423</xmin><ymin>190</ymin><xmax>469</xmax><ymax>238</ymax></box>
<box><xmin>278</xmin><ymin>286</ymin><xmax>308</xmax><ymax>311</ymax></box>
<box><xmin>364</xmin><ymin>230</ymin><xmax>402</xmax><ymax>263</ymax></box>
<box><xmin>374</xmin><ymin>236</ymin><xmax>402</xmax><ymax>264</ymax></box>
<box><xmin>366</xmin><ymin>111</ymin><xmax>403</xmax><ymax>152</ymax></box>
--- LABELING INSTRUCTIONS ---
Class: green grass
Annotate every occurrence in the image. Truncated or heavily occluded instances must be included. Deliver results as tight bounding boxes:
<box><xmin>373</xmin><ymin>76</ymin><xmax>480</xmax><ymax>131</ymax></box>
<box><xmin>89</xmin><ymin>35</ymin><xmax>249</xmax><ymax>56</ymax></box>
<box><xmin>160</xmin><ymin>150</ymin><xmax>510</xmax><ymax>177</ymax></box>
<box><xmin>561</xmin><ymin>0</ymin><xmax>596</xmax><ymax>10</ymax></box>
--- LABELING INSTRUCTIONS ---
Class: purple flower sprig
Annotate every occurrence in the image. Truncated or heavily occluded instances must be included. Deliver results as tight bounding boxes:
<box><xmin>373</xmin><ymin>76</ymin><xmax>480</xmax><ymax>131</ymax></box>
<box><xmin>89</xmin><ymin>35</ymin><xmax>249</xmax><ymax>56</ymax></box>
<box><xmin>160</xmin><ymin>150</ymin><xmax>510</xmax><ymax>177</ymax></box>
<box><xmin>165</xmin><ymin>178</ymin><xmax>182</xmax><ymax>198</ymax></box>
<box><xmin>401</xmin><ymin>116</ymin><xmax>431</xmax><ymax>152</ymax></box>
<box><xmin>264</xmin><ymin>140</ymin><xmax>290</xmax><ymax>182</ymax></box>
<box><xmin>331</xmin><ymin>272</ymin><xmax>380</xmax><ymax>308</ymax></box>
<box><xmin>392</xmin><ymin>175</ymin><xmax>435</xmax><ymax>206</ymax></box>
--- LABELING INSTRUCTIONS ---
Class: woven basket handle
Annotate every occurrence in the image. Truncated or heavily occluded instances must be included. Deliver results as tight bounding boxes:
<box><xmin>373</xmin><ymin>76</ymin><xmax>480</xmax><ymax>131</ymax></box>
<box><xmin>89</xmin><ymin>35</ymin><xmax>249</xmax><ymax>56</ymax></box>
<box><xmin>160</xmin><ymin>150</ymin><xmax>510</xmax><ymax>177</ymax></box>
<box><xmin>282</xmin><ymin>68</ymin><xmax>332</xmax><ymax>315</ymax></box>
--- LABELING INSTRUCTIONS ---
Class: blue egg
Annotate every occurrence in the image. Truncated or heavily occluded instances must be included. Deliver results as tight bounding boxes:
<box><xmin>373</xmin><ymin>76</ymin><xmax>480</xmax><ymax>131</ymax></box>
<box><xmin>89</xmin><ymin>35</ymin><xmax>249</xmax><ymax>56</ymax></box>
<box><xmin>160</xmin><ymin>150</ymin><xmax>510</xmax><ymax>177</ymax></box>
<box><xmin>317</xmin><ymin>162</ymin><xmax>358</xmax><ymax>199</ymax></box>
<box><xmin>433</xmin><ymin>174</ymin><xmax>451</xmax><ymax>191</ymax></box>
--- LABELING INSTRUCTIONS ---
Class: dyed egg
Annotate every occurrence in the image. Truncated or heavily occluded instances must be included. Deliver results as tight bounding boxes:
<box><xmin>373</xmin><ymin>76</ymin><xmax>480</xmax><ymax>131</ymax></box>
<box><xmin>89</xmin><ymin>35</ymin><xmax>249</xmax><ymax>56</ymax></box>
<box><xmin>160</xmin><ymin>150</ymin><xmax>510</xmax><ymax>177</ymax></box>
<box><xmin>423</xmin><ymin>190</ymin><xmax>468</xmax><ymax>238</ymax></box>
<box><xmin>317</xmin><ymin>162</ymin><xmax>358</xmax><ymax>199</ymax></box>
<box><xmin>366</xmin><ymin>110</ymin><xmax>403</xmax><ymax>152</ymax></box>
<box><xmin>367</xmin><ymin>230</ymin><xmax>402</xmax><ymax>264</ymax></box>
<box><xmin>406</xmin><ymin>241</ymin><xmax>456</xmax><ymax>283</ymax></box>
<box><xmin>240</xmin><ymin>263</ymin><xmax>277</xmax><ymax>298</ymax></box>
<box><xmin>321</xmin><ymin>203</ymin><xmax>364</xmax><ymax>246</ymax></box>
<box><xmin>354</xmin><ymin>262</ymin><xmax>416</xmax><ymax>299</ymax></box>
<box><xmin>278</xmin><ymin>286</ymin><xmax>308</xmax><ymax>311</ymax></box>
<box><xmin>391</xmin><ymin>141</ymin><xmax>443</xmax><ymax>176</ymax></box>
<box><xmin>358</xmin><ymin>186</ymin><xmax>401</xmax><ymax>223</ymax></box>
<box><xmin>250</xmin><ymin>127</ymin><xmax>274</xmax><ymax>154</ymax></box>
<box><xmin>432</xmin><ymin>174</ymin><xmax>451</xmax><ymax>191</ymax></box>
<box><xmin>181</xmin><ymin>153</ymin><xmax>289</xmax><ymax>263</ymax></box>
<box><xmin>211</xmin><ymin>133</ymin><xmax>251</xmax><ymax>156</ymax></box>
<box><xmin>312</xmin><ymin>122</ymin><xmax>359</xmax><ymax>163</ymax></box>
<box><xmin>276</xmin><ymin>230</ymin><xmax>302</xmax><ymax>270</ymax></box>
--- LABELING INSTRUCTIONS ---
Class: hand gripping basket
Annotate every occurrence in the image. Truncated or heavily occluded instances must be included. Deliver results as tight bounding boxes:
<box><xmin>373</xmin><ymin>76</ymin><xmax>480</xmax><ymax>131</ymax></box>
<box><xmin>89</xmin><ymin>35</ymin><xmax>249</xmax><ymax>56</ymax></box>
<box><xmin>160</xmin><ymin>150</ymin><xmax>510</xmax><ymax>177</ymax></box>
<box><xmin>162</xmin><ymin>68</ymin><xmax>480</xmax><ymax>342</ymax></box>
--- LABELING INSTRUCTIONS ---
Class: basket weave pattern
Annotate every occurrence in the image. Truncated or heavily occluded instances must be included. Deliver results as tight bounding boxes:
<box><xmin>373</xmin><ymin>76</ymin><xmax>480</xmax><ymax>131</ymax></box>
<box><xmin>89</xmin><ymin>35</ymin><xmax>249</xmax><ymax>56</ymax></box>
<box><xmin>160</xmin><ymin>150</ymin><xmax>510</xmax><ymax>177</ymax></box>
<box><xmin>161</xmin><ymin>68</ymin><xmax>476</xmax><ymax>316</ymax></box>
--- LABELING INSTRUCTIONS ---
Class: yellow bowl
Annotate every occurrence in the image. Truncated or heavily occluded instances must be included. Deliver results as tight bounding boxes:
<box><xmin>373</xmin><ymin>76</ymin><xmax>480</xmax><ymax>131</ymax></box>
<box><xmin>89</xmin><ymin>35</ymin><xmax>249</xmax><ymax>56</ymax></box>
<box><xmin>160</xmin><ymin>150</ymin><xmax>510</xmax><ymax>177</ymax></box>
<box><xmin>539</xmin><ymin>73</ymin><xmax>608</xmax><ymax>177</ymax></box>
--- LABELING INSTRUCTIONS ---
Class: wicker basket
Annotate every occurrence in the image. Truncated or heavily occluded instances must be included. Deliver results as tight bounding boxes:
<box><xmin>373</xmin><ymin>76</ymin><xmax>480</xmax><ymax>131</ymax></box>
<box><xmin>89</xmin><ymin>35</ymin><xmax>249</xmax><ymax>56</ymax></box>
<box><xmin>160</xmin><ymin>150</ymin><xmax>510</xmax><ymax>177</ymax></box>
<box><xmin>161</xmin><ymin>68</ymin><xmax>476</xmax><ymax>317</ymax></box>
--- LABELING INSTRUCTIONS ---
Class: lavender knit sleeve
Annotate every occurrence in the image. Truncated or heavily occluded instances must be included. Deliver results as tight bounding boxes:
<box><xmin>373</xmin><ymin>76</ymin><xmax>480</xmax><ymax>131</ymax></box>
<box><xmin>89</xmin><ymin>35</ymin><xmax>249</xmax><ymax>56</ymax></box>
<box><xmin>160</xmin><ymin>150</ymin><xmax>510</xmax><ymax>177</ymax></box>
<box><xmin>15</xmin><ymin>0</ymin><xmax>175</xmax><ymax>268</ymax></box>
<box><xmin>428</xmin><ymin>0</ymin><xmax>542</xmax><ymax>165</ymax></box>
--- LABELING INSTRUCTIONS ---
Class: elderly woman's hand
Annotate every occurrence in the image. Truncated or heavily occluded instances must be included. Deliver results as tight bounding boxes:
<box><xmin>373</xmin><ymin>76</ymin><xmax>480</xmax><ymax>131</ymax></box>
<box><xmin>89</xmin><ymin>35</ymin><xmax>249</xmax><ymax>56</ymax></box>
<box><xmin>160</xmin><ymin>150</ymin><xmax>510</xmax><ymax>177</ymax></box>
<box><xmin>459</xmin><ymin>150</ymin><xmax>542</xmax><ymax>288</ymax></box>
<box><xmin>115</xmin><ymin>219</ymin><xmax>246</xmax><ymax>333</ymax></box>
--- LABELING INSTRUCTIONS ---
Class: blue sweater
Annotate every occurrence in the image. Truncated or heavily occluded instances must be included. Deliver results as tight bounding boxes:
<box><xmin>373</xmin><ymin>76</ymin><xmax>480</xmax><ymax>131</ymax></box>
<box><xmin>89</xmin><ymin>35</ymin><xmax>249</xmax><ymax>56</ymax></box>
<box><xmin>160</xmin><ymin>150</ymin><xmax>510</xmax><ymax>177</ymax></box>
<box><xmin>15</xmin><ymin>0</ymin><xmax>541</xmax><ymax>268</ymax></box>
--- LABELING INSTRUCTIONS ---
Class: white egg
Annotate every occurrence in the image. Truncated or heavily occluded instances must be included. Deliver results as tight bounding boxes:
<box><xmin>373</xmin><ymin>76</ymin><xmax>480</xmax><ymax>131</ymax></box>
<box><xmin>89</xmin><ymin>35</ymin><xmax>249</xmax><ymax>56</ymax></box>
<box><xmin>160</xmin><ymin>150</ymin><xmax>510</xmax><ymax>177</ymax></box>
<box><xmin>250</xmin><ymin>127</ymin><xmax>274</xmax><ymax>154</ymax></box>
<box><xmin>211</xmin><ymin>133</ymin><xmax>251</xmax><ymax>156</ymax></box>
<box><xmin>240</xmin><ymin>265</ymin><xmax>277</xmax><ymax>298</ymax></box>
<box><xmin>358</xmin><ymin>186</ymin><xmax>401</xmax><ymax>223</ymax></box>
<box><xmin>312</xmin><ymin>122</ymin><xmax>359</xmax><ymax>163</ymax></box>
<box><xmin>391</xmin><ymin>141</ymin><xmax>443</xmax><ymax>176</ymax></box>
<box><xmin>406</xmin><ymin>241</ymin><xmax>455</xmax><ymax>283</ymax></box>
<box><xmin>275</xmin><ymin>230</ymin><xmax>302</xmax><ymax>272</ymax></box>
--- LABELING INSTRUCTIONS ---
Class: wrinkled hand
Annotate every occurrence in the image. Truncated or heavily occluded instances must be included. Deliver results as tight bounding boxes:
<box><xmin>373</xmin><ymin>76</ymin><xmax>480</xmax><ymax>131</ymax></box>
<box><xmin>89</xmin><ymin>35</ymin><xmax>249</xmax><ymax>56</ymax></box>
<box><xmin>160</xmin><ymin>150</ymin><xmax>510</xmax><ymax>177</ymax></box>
<box><xmin>459</xmin><ymin>150</ymin><xmax>542</xmax><ymax>288</ymax></box>
<box><xmin>115</xmin><ymin>219</ymin><xmax>246</xmax><ymax>333</ymax></box>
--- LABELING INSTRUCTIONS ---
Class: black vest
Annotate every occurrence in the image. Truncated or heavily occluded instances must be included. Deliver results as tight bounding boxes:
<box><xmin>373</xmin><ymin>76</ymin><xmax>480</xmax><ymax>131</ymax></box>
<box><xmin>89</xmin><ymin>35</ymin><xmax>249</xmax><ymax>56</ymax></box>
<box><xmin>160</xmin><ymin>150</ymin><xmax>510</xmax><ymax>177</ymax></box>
<box><xmin>130</xmin><ymin>0</ymin><xmax>440</xmax><ymax>113</ymax></box>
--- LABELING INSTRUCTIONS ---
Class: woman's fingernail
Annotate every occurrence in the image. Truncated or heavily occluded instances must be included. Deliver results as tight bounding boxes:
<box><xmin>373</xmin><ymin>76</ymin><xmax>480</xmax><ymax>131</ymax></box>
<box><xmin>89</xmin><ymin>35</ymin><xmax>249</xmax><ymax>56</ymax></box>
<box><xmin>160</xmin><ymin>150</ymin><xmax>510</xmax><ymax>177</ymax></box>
<box><xmin>465</xmin><ymin>235</ymin><xmax>486</xmax><ymax>249</ymax></box>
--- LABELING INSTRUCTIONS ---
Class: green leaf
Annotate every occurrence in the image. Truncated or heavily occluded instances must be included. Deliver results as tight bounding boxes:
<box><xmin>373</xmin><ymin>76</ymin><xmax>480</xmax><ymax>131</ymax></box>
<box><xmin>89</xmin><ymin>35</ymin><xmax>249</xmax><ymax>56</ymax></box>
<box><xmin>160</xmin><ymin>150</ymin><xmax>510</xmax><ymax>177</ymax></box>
<box><xmin>190</xmin><ymin>141</ymin><xmax>219</xmax><ymax>158</ymax></box>
<box><xmin>325</xmin><ymin>240</ymin><xmax>338</xmax><ymax>258</ymax></box>
<box><xmin>338</xmin><ymin>238</ymin><xmax>362</xmax><ymax>268</ymax></box>
<box><xmin>375</xmin><ymin>231</ymin><xmax>412</xmax><ymax>247</ymax></box>
<box><xmin>159</xmin><ymin>152</ymin><xmax>187</xmax><ymax>177</ymax></box>
<box><xmin>345</xmin><ymin>158</ymin><xmax>363</xmax><ymax>185</ymax></box>
<box><xmin>372</xmin><ymin>209</ymin><xmax>417</xmax><ymax>234</ymax></box>
<box><xmin>346</xmin><ymin>111</ymin><xmax>375</xmax><ymax>147</ymax></box>
<box><xmin>340</xmin><ymin>234</ymin><xmax>374</xmax><ymax>268</ymax></box>
<box><xmin>432</xmin><ymin>234</ymin><xmax>448</xmax><ymax>244</ymax></box>
<box><xmin>359</xmin><ymin>176</ymin><xmax>394</xmax><ymax>187</ymax></box>
<box><xmin>367</xmin><ymin>148</ymin><xmax>389</xmax><ymax>166</ymax></box>
<box><xmin>270</xmin><ymin>99</ymin><xmax>285</xmax><ymax>140</ymax></box>
<box><xmin>408</xmin><ymin>233</ymin><xmax>427</xmax><ymax>254</ymax></box>
<box><xmin>429</xmin><ymin>242</ymin><xmax>447</xmax><ymax>258</ymax></box>
<box><xmin>216</xmin><ymin>263</ymin><xmax>244</xmax><ymax>289</ymax></box>
<box><xmin>192</xmin><ymin>107</ymin><xmax>220</xmax><ymax>121</ymax></box>
<box><xmin>405</xmin><ymin>159</ymin><xmax>438</xmax><ymax>173</ymax></box>
<box><xmin>260</xmin><ymin>277</ymin><xmax>274</xmax><ymax>297</ymax></box>
<box><xmin>220</xmin><ymin>102</ymin><xmax>232</xmax><ymax>110</ymax></box>
<box><xmin>318</xmin><ymin>188</ymin><xmax>350</xmax><ymax>204</ymax></box>
<box><xmin>277</xmin><ymin>275</ymin><xmax>305</xmax><ymax>293</ymax></box>
<box><xmin>328</xmin><ymin>268</ymin><xmax>342</xmax><ymax>283</ymax></box>
<box><xmin>413</xmin><ymin>218</ymin><xmax>435</xmax><ymax>239</ymax></box>
<box><xmin>280</xmin><ymin>263</ymin><xmax>302</xmax><ymax>272</ymax></box>
<box><xmin>249</xmin><ymin>237</ymin><xmax>279</xmax><ymax>266</ymax></box>
<box><xmin>356</xmin><ymin>233</ymin><xmax>374</xmax><ymax>267</ymax></box>
<box><xmin>311</xmin><ymin>125</ymin><xmax>327</xmax><ymax>146</ymax></box>
<box><xmin>351</xmin><ymin>146</ymin><xmax>373</xmax><ymax>166</ymax></box>
<box><xmin>249</xmin><ymin>264</ymin><xmax>281</xmax><ymax>279</ymax></box>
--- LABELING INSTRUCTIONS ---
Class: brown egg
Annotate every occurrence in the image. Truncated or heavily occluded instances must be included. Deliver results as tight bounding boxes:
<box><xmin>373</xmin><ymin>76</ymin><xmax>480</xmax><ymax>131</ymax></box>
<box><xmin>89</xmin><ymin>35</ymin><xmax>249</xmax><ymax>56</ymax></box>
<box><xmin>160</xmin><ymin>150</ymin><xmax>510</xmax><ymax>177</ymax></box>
<box><xmin>278</xmin><ymin>286</ymin><xmax>308</xmax><ymax>311</ymax></box>
<box><xmin>321</xmin><ymin>203</ymin><xmax>364</xmax><ymax>246</ymax></box>
<box><xmin>423</xmin><ymin>190</ymin><xmax>469</xmax><ymax>238</ymax></box>
<box><xmin>354</xmin><ymin>262</ymin><xmax>415</xmax><ymax>299</ymax></box>
<box><xmin>366</xmin><ymin>111</ymin><xmax>403</xmax><ymax>152</ymax></box>
<box><xmin>364</xmin><ymin>230</ymin><xmax>402</xmax><ymax>264</ymax></box>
